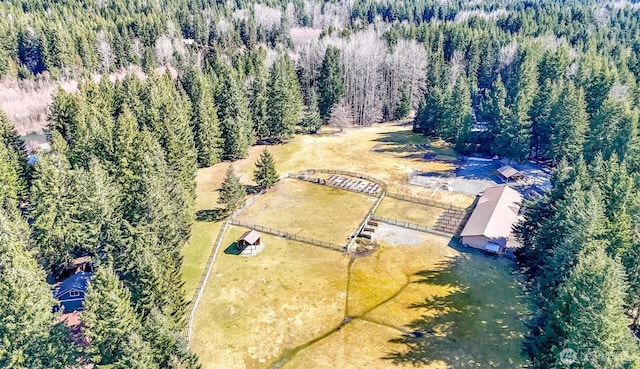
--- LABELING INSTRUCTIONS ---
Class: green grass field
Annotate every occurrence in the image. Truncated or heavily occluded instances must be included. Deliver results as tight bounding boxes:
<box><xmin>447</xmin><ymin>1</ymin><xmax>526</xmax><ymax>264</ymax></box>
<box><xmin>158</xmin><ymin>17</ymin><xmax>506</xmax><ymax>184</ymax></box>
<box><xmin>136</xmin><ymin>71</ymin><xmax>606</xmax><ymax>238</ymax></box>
<box><xmin>182</xmin><ymin>221</ymin><xmax>222</xmax><ymax>300</ymax></box>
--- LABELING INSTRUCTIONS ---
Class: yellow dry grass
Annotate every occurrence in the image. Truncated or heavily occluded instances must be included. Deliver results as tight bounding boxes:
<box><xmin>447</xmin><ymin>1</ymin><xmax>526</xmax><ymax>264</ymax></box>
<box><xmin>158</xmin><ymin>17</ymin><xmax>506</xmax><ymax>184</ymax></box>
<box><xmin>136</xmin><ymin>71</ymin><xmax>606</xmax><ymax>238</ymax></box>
<box><xmin>187</xmin><ymin>123</ymin><xmax>528</xmax><ymax>369</ymax></box>
<box><xmin>190</xmin><ymin>226</ymin><xmax>349</xmax><ymax>369</ymax></box>
<box><xmin>374</xmin><ymin>197</ymin><xmax>445</xmax><ymax>227</ymax></box>
<box><xmin>233</xmin><ymin>179</ymin><xmax>376</xmax><ymax>245</ymax></box>
<box><xmin>282</xmin><ymin>236</ymin><xmax>530</xmax><ymax>369</ymax></box>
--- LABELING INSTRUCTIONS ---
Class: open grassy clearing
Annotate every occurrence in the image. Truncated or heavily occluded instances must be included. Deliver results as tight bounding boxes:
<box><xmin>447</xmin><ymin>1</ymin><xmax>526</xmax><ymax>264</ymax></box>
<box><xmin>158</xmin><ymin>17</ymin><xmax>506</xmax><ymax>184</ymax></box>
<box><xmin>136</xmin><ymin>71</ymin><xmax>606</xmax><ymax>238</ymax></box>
<box><xmin>233</xmin><ymin>179</ymin><xmax>376</xmax><ymax>245</ymax></box>
<box><xmin>282</xmin><ymin>236</ymin><xmax>530</xmax><ymax>369</ymax></box>
<box><xmin>184</xmin><ymin>123</ymin><xmax>518</xmax><ymax>369</ymax></box>
<box><xmin>190</xmin><ymin>226</ymin><xmax>349</xmax><ymax>369</ymax></box>
<box><xmin>374</xmin><ymin>197</ymin><xmax>445</xmax><ymax>227</ymax></box>
<box><xmin>192</xmin><ymin>123</ymin><xmax>474</xmax><ymax>217</ymax></box>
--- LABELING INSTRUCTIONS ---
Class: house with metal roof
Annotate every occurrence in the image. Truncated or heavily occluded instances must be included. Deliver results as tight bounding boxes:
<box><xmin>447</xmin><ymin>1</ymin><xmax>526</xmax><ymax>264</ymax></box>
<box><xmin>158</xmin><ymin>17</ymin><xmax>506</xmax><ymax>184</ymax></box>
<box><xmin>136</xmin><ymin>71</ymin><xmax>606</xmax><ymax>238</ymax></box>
<box><xmin>460</xmin><ymin>185</ymin><xmax>523</xmax><ymax>254</ymax></box>
<box><xmin>54</xmin><ymin>271</ymin><xmax>92</xmax><ymax>312</ymax></box>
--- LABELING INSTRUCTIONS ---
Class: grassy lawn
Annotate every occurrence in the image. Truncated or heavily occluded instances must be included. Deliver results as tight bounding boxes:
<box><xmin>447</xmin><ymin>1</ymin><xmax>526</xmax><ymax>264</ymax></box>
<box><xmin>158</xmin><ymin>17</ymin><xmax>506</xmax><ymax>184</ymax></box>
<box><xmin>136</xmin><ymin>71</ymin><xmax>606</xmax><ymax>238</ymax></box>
<box><xmin>284</xmin><ymin>236</ymin><xmax>530</xmax><ymax>369</ymax></box>
<box><xmin>374</xmin><ymin>197</ymin><xmax>445</xmax><ymax>227</ymax></box>
<box><xmin>186</xmin><ymin>123</ymin><xmax>528</xmax><ymax>369</ymax></box>
<box><xmin>182</xmin><ymin>221</ymin><xmax>222</xmax><ymax>301</ymax></box>
<box><xmin>190</xmin><ymin>226</ymin><xmax>349</xmax><ymax>369</ymax></box>
<box><xmin>233</xmin><ymin>179</ymin><xmax>376</xmax><ymax>245</ymax></box>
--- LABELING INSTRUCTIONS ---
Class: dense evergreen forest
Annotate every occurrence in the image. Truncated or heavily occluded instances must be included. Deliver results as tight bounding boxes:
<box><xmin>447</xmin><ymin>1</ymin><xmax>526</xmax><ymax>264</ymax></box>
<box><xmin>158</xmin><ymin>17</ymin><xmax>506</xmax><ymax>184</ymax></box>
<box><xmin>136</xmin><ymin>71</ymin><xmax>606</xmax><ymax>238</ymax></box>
<box><xmin>3</xmin><ymin>0</ymin><xmax>640</xmax><ymax>367</ymax></box>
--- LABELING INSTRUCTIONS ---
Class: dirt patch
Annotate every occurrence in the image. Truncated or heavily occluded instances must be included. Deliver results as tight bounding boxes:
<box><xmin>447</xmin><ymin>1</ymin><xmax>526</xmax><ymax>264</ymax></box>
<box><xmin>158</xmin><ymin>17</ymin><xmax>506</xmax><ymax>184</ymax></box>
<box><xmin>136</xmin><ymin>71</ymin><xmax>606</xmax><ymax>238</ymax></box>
<box><xmin>372</xmin><ymin>222</ymin><xmax>432</xmax><ymax>246</ymax></box>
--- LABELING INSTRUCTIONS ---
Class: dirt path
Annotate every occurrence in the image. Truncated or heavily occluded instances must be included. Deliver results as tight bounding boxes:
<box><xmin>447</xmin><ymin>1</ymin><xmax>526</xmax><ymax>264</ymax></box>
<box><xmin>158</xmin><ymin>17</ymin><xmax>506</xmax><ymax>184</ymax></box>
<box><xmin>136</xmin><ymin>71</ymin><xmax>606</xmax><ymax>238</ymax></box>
<box><xmin>269</xmin><ymin>252</ymin><xmax>416</xmax><ymax>369</ymax></box>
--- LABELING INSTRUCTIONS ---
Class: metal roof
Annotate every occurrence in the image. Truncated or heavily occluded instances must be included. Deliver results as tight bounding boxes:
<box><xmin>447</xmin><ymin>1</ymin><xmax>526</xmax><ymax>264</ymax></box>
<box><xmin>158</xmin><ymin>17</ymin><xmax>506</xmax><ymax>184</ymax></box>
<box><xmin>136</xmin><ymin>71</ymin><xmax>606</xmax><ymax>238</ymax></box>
<box><xmin>497</xmin><ymin>165</ymin><xmax>524</xmax><ymax>179</ymax></box>
<box><xmin>238</xmin><ymin>230</ymin><xmax>261</xmax><ymax>245</ymax></box>
<box><xmin>460</xmin><ymin>185</ymin><xmax>522</xmax><ymax>247</ymax></box>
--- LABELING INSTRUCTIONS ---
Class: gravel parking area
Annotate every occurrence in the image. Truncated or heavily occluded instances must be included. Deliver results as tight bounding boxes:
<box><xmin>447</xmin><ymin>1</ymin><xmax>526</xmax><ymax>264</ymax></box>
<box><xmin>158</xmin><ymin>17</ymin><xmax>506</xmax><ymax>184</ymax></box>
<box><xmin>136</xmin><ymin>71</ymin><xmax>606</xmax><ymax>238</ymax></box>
<box><xmin>409</xmin><ymin>157</ymin><xmax>551</xmax><ymax>197</ymax></box>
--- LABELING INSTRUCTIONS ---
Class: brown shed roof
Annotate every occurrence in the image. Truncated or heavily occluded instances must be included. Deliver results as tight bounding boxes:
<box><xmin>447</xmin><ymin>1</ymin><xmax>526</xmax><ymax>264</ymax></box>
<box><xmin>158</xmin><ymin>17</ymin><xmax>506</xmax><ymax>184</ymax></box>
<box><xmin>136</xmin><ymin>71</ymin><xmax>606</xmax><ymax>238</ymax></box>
<box><xmin>497</xmin><ymin>165</ymin><xmax>524</xmax><ymax>180</ymax></box>
<box><xmin>238</xmin><ymin>230</ymin><xmax>261</xmax><ymax>245</ymax></box>
<box><xmin>460</xmin><ymin>185</ymin><xmax>523</xmax><ymax>247</ymax></box>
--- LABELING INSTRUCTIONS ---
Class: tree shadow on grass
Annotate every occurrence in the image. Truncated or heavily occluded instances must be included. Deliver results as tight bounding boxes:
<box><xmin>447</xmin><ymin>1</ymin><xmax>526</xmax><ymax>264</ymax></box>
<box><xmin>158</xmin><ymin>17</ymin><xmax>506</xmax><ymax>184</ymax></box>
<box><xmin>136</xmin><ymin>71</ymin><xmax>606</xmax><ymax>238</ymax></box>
<box><xmin>383</xmin><ymin>254</ymin><xmax>530</xmax><ymax>368</ymax></box>
<box><xmin>196</xmin><ymin>209</ymin><xmax>226</xmax><ymax>222</ymax></box>
<box><xmin>245</xmin><ymin>184</ymin><xmax>262</xmax><ymax>195</ymax></box>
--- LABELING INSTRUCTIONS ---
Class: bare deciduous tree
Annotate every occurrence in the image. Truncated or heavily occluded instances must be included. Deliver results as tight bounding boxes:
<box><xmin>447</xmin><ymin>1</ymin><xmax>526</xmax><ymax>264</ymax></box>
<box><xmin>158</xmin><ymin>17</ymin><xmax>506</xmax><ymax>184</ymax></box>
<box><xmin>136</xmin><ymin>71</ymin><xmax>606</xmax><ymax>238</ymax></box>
<box><xmin>155</xmin><ymin>36</ymin><xmax>174</xmax><ymax>65</ymax></box>
<box><xmin>96</xmin><ymin>30</ymin><xmax>113</xmax><ymax>72</ymax></box>
<box><xmin>328</xmin><ymin>101</ymin><xmax>353</xmax><ymax>131</ymax></box>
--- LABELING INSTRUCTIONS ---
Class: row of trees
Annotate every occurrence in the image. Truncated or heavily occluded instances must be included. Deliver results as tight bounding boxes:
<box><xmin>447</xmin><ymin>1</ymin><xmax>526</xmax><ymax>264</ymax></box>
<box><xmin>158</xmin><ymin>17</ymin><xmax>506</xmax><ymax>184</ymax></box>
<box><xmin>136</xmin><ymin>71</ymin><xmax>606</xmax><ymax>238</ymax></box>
<box><xmin>516</xmin><ymin>156</ymin><xmax>640</xmax><ymax>367</ymax></box>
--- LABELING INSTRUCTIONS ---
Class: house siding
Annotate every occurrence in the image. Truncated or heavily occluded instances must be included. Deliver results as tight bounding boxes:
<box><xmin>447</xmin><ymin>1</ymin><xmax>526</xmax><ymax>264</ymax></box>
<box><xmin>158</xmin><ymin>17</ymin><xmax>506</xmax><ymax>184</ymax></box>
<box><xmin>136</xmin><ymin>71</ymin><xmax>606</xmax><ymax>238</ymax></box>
<box><xmin>461</xmin><ymin>235</ymin><xmax>489</xmax><ymax>250</ymax></box>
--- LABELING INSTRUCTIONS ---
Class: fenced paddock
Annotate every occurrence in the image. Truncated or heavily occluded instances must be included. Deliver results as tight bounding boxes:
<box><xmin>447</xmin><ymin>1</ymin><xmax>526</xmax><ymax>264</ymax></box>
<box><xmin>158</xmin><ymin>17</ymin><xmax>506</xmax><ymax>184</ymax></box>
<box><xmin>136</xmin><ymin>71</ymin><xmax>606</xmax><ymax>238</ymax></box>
<box><xmin>287</xmin><ymin>169</ymin><xmax>387</xmax><ymax>197</ymax></box>
<box><xmin>233</xmin><ymin>178</ymin><xmax>376</xmax><ymax>245</ymax></box>
<box><xmin>229</xmin><ymin>219</ymin><xmax>344</xmax><ymax>252</ymax></box>
<box><xmin>370</xmin><ymin>215</ymin><xmax>452</xmax><ymax>238</ymax></box>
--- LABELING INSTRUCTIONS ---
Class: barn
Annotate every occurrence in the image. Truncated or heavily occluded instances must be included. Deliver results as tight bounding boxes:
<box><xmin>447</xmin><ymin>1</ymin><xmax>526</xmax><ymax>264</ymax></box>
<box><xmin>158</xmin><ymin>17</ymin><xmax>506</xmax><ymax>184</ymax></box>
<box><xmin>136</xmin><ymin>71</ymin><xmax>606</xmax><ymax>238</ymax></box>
<box><xmin>460</xmin><ymin>185</ymin><xmax>523</xmax><ymax>254</ymax></box>
<box><xmin>54</xmin><ymin>271</ymin><xmax>92</xmax><ymax>312</ymax></box>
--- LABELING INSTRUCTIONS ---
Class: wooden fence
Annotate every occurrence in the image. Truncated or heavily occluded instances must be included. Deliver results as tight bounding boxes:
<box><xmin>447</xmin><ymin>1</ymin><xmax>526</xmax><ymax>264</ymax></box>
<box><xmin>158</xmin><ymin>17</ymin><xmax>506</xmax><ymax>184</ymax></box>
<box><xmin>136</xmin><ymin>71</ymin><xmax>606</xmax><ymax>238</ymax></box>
<box><xmin>385</xmin><ymin>191</ymin><xmax>466</xmax><ymax>211</ymax></box>
<box><xmin>286</xmin><ymin>169</ymin><xmax>387</xmax><ymax>190</ymax></box>
<box><xmin>229</xmin><ymin>219</ymin><xmax>345</xmax><ymax>252</ymax></box>
<box><xmin>185</xmin><ymin>218</ymin><xmax>230</xmax><ymax>344</ymax></box>
<box><xmin>370</xmin><ymin>215</ymin><xmax>453</xmax><ymax>238</ymax></box>
<box><xmin>346</xmin><ymin>192</ymin><xmax>386</xmax><ymax>252</ymax></box>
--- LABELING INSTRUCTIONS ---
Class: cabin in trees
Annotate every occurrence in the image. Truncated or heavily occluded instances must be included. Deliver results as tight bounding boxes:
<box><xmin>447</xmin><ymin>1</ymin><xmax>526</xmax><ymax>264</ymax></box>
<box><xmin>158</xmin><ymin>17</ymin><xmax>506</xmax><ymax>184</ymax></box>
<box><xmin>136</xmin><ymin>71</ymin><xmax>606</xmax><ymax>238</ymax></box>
<box><xmin>237</xmin><ymin>230</ymin><xmax>264</xmax><ymax>256</ymax></box>
<box><xmin>460</xmin><ymin>185</ymin><xmax>523</xmax><ymax>255</ymax></box>
<box><xmin>497</xmin><ymin>165</ymin><xmax>525</xmax><ymax>182</ymax></box>
<box><xmin>54</xmin><ymin>271</ymin><xmax>92</xmax><ymax>312</ymax></box>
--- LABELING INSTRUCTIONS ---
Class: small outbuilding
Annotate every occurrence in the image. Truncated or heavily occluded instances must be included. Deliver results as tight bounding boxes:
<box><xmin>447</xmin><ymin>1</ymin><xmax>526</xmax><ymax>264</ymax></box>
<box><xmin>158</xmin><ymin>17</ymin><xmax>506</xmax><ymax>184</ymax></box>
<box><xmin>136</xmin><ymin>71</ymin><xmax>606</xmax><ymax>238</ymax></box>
<box><xmin>460</xmin><ymin>185</ymin><xmax>523</xmax><ymax>255</ymax></box>
<box><xmin>54</xmin><ymin>271</ymin><xmax>92</xmax><ymax>312</ymax></box>
<box><xmin>497</xmin><ymin>165</ymin><xmax>525</xmax><ymax>182</ymax></box>
<box><xmin>237</xmin><ymin>230</ymin><xmax>264</xmax><ymax>256</ymax></box>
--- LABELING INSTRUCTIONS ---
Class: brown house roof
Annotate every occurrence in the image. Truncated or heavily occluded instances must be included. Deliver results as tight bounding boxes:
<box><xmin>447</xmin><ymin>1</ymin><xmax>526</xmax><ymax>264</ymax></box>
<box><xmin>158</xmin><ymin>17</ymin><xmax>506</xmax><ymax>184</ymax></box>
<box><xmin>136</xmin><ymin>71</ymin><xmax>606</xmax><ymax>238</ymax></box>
<box><xmin>238</xmin><ymin>230</ymin><xmax>261</xmax><ymax>245</ymax></box>
<box><xmin>460</xmin><ymin>185</ymin><xmax>523</xmax><ymax>247</ymax></box>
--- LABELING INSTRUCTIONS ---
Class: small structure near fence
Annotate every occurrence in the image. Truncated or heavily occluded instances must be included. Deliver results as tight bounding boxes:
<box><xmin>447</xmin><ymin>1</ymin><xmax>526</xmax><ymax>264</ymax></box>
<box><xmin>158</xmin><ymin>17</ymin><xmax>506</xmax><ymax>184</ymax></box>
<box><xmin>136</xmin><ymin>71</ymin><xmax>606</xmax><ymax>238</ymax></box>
<box><xmin>237</xmin><ymin>230</ymin><xmax>264</xmax><ymax>256</ymax></box>
<box><xmin>497</xmin><ymin>165</ymin><xmax>525</xmax><ymax>182</ymax></box>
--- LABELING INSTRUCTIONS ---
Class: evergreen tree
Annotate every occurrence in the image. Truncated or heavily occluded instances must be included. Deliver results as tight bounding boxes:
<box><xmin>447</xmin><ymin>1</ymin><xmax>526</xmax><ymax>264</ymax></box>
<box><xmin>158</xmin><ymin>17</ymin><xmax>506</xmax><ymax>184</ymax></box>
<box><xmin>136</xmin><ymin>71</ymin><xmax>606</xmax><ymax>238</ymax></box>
<box><xmin>550</xmin><ymin>82</ymin><xmax>588</xmax><ymax>163</ymax></box>
<box><xmin>29</xmin><ymin>151</ymin><xmax>80</xmax><ymax>270</ymax></box>
<box><xmin>439</xmin><ymin>75</ymin><xmax>472</xmax><ymax>152</ymax></box>
<box><xmin>317</xmin><ymin>46</ymin><xmax>344</xmax><ymax>120</ymax></box>
<box><xmin>214</xmin><ymin>61</ymin><xmax>252</xmax><ymax>159</ymax></box>
<box><xmin>301</xmin><ymin>89</ymin><xmax>322</xmax><ymax>133</ymax></box>
<box><xmin>529</xmin><ymin>79</ymin><xmax>557</xmax><ymax>159</ymax></box>
<box><xmin>182</xmin><ymin>70</ymin><xmax>223</xmax><ymax>167</ymax></box>
<box><xmin>532</xmin><ymin>249</ymin><xmax>640</xmax><ymax>368</ymax></box>
<box><xmin>253</xmin><ymin>148</ymin><xmax>279</xmax><ymax>189</ymax></box>
<box><xmin>585</xmin><ymin>96</ymin><xmax>638</xmax><ymax>163</ymax></box>
<box><xmin>142</xmin><ymin>74</ymin><xmax>197</xmax><ymax>213</ymax></box>
<box><xmin>266</xmin><ymin>54</ymin><xmax>303</xmax><ymax>142</ymax></box>
<box><xmin>249</xmin><ymin>55</ymin><xmax>270</xmax><ymax>140</ymax></box>
<box><xmin>82</xmin><ymin>265</ymin><xmax>157</xmax><ymax>368</ymax></box>
<box><xmin>143</xmin><ymin>309</ymin><xmax>201</xmax><ymax>369</ymax></box>
<box><xmin>218</xmin><ymin>165</ymin><xmax>246</xmax><ymax>214</ymax></box>
<box><xmin>0</xmin><ymin>140</ymin><xmax>25</xmax><ymax>212</ymax></box>
<box><xmin>395</xmin><ymin>83</ymin><xmax>411</xmax><ymax>119</ymax></box>
<box><xmin>578</xmin><ymin>54</ymin><xmax>617</xmax><ymax>118</ymax></box>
